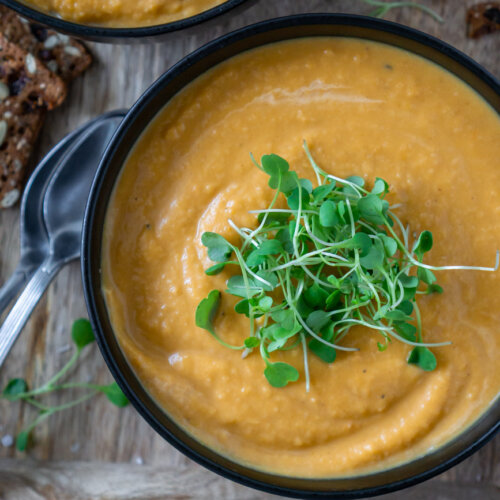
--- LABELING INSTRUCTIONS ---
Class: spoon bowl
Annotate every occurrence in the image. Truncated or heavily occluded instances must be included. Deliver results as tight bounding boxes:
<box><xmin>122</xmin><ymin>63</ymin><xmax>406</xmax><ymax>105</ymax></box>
<box><xmin>42</xmin><ymin>116</ymin><xmax>123</xmax><ymax>268</ymax></box>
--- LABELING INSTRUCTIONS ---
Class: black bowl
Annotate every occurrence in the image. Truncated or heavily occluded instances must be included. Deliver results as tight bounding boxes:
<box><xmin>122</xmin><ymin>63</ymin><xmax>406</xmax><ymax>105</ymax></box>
<box><xmin>82</xmin><ymin>14</ymin><xmax>500</xmax><ymax>499</ymax></box>
<box><xmin>0</xmin><ymin>0</ymin><xmax>250</xmax><ymax>43</ymax></box>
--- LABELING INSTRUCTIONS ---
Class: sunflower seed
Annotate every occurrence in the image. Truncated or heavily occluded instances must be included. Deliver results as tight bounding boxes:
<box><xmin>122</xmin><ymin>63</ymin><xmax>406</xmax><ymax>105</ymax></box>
<box><xmin>25</xmin><ymin>53</ymin><xmax>37</xmax><ymax>74</ymax></box>
<box><xmin>1</xmin><ymin>189</ymin><xmax>20</xmax><ymax>208</ymax></box>
<box><xmin>64</xmin><ymin>45</ymin><xmax>81</xmax><ymax>57</ymax></box>
<box><xmin>0</xmin><ymin>120</ymin><xmax>7</xmax><ymax>147</ymax></box>
<box><xmin>47</xmin><ymin>60</ymin><xmax>59</xmax><ymax>73</ymax></box>
<box><xmin>44</xmin><ymin>35</ymin><xmax>60</xmax><ymax>49</ymax></box>
<box><xmin>0</xmin><ymin>82</ymin><xmax>9</xmax><ymax>102</ymax></box>
<box><xmin>57</xmin><ymin>34</ymin><xmax>70</xmax><ymax>45</ymax></box>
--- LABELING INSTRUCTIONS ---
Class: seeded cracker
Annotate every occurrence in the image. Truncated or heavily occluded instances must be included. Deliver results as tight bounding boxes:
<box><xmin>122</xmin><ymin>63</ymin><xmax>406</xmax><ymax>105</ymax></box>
<box><xmin>0</xmin><ymin>32</ymin><xmax>66</xmax><ymax>208</ymax></box>
<box><xmin>0</xmin><ymin>6</ymin><xmax>92</xmax><ymax>82</ymax></box>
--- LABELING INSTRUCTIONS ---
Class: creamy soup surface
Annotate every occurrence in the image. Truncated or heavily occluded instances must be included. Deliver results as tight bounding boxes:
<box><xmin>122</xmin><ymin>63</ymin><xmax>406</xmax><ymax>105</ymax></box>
<box><xmin>27</xmin><ymin>0</ymin><xmax>226</xmax><ymax>27</ymax></box>
<box><xmin>103</xmin><ymin>38</ymin><xmax>500</xmax><ymax>477</ymax></box>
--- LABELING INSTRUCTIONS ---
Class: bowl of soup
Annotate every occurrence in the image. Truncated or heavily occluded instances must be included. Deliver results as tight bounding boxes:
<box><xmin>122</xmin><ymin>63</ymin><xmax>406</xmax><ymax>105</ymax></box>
<box><xmin>82</xmin><ymin>14</ymin><xmax>500</xmax><ymax>498</ymax></box>
<box><xmin>0</xmin><ymin>0</ymin><xmax>249</xmax><ymax>42</ymax></box>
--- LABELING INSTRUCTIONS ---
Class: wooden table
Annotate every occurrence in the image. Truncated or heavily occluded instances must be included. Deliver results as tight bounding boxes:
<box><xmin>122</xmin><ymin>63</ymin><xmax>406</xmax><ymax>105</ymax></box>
<box><xmin>0</xmin><ymin>1</ymin><xmax>498</xmax><ymax>498</ymax></box>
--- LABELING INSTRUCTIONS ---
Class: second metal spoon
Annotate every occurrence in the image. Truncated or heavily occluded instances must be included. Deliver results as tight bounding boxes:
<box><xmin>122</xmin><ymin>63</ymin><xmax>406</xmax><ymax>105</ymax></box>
<box><xmin>0</xmin><ymin>111</ymin><xmax>124</xmax><ymax>367</ymax></box>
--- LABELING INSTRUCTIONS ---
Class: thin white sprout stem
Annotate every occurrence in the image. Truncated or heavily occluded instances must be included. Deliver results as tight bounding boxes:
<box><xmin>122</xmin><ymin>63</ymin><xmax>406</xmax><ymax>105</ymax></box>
<box><xmin>333</xmin><ymin>319</ymin><xmax>451</xmax><ymax>348</ymax></box>
<box><xmin>346</xmin><ymin>199</ymin><xmax>355</xmax><ymax>238</ymax></box>
<box><xmin>409</xmin><ymin>250</ymin><xmax>500</xmax><ymax>272</ymax></box>
<box><xmin>303</xmin><ymin>140</ymin><xmax>328</xmax><ymax>184</ymax></box>
<box><xmin>301</xmin><ymin>333</ymin><xmax>310</xmax><ymax>393</ymax></box>
<box><xmin>294</xmin><ymin>279</ymin><xmax>304</xmax><ymax>301</ymax></box>
<box><xmin>232</xmin><ymin>246</ymin><xmax>273</xmax><ymax>291</ymax></box>
<box><xmin>325</xmin><ymin>175</ymin><xmax>364</xmax><ymax>198</ymax></box>
<box><xmin>249</xmin><ymin>209</ymin><xmax>318</xmax><ymax>215</ymax></box>
<box><xmin>292</xmin><ymin>180</ymin><xmax>303</xmax><ymax>260</ymax></box>
<box><xmin>386</xmin><ymin>217</ymin><xmax>500</xmax><ymax>273</ymax></box>
<box><xmin>302</xmin><ymin>218</ymin><xmax>350</xmax><ymax>262</ymax></box>
<box><xmin>269</xmin><ymin>244</ymin><xmax>351</xmax><ymax>272</ymax></box>
<box><xmin>242</xmin><ymin>175</ymin><xmax>282</xmax><ymax>252</ymax></box>
<box><xmin>326</xmin><ymin>300</ymin><xmax>371</xmax><ymax>318</ymax></box>
<box><xmin>391</xmin><ymin>280</ymin><xmax>406</xmax><ymax>310</ymax></box>
<box><xmin>228</xmin><ymin>219</ymin><xmax>259</xmax><ymax>249</ymax></box>
<box><xmin>303</xmin><ymin>140</ymin><xmax>368</xmax><ymax>197</ymax></box>
<box><xmin>322</xmin><ymin>252</ymin><xmax>350</xmax><ymax>263</ymax></box>
<box><xmin>303</xmin><ymin>216</ymin><xmax>333</xmax><ymax>247</ymax></box>
<box><xmin>389</xmin><ymin>210</ymin><xmax>409</xmax><ymax>249</ymax></box>
<box><xmin>358</xmin><ymin>221</ymin><xmax>379</xmax><ymax>235</ymax></box>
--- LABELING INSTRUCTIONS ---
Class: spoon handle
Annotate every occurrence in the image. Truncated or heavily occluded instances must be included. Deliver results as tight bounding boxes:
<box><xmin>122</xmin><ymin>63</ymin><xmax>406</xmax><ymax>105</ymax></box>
<box><xmin>0</xmin><ymin>256</ymin><xmax>60</xmax><ymax>368</ymax></box>
<box><xmin>0</xmin><ymin>262</ymin><xmax>40</xmax><ymax>317</ymax></box>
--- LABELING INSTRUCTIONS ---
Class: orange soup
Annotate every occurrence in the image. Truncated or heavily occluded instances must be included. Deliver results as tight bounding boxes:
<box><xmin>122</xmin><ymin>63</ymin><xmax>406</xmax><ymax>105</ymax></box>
<box><xmin>102</xmin><ymin>38</ymin><xmax>500</xmax><ymax>477</ymax></box>
<box><xmin>27</xmin><ymin>0</ymin><xmax>226</xmax><ymax>27</ymax></box>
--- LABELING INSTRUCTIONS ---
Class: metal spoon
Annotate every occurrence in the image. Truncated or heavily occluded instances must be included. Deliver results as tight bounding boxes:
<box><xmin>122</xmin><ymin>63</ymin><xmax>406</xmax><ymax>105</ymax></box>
<box><xmin>0</xmin><ymin>110</ymin><xmax>125</xmax><ymax>367</ymax></box>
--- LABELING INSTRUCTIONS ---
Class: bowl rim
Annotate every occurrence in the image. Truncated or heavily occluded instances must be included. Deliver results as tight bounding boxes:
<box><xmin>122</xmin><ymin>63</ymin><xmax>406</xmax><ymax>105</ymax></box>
<box><xmin>0</xmin><ymin>0</ymin><xmax>249</xmax><ymax>39</ymax></box>
<box><xmin>82</xmin><ymin>13</ymin><xmax>500</xmax><ymax>499</ymax></box>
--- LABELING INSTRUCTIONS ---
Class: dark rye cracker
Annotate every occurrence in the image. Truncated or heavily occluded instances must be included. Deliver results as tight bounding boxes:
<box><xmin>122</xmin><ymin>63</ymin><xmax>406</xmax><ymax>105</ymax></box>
<box><xmin>466</xmin><ymin>2</ymin><xmax>500</xmax><ymax>38</ymax></box>
<box><xmin>0</xmin><ymin>33</ymin><xmax>66</xmax><ymax>208</ymax></box>
<box><xmin>0</xmin><ymin>5</ymin><xmax>92</xmax><ymax>82</ymax></box>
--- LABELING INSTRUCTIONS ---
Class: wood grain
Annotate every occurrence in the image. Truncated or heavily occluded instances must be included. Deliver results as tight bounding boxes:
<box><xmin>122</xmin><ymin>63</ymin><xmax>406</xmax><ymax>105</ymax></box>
<box><xmin>0</xmin><ymin>1</ymin><xmax>498</xmax><ymax>498</ymax></box>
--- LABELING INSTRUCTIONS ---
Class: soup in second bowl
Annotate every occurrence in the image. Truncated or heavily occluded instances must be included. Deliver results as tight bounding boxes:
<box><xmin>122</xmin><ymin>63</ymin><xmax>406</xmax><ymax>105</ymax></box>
<box><xmin>25</xmin><ymin>0</ymin><xmax>227</xmax><ymax>27</ymax></box>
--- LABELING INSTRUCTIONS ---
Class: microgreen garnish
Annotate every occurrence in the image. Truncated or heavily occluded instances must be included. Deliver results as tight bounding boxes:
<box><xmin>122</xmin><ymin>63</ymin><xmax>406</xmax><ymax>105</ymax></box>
<box><xmin>196</xmin><ymin>143</ymin><xmax>499</xmax><ymax>390</ymax></box>
<box><xmin>1</xmin><ymin>319</ymin><xmax>129</xmax><ymax>451</ymax></box>
<box><xmin>360</xmin><ymin>0</ymin><xmax>444</xmax><ymax>22</ymax></box>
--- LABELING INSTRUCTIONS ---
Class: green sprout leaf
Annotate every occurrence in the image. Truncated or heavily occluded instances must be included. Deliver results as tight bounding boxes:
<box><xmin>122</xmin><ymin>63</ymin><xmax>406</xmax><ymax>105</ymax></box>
<box><xmin>385</xmin><ymin>310</ymin><xmax>413</xmax><ymax>322</ymax></box>
<box><xmin>312</xmin><ymin>182</ymin><xmax>335</xmax><ymax>201</ymax></box>
<box><xmin>306</xmin><ymin>310</ymin><xmax>330</xmax><ymax>332</ymax></box>
<box><xmin>372</xmin><ymin>177</ymin><xmax>389</xmax><ymax>196</ymax></box>
<box><xmin>244</xmin><ymin>337</ymin><xmax>260</xmax><ymax>348</ymax></box>
<box><xmin>359</xmin><ymin>240</ymin><xmax>385</xmax><ymax>269</ymax></box>
<box><xmin>257</xmin><ymin>211</ymin><xmax>290</xmax><ymax>225</ymax></box>
<box><xmin>357</xmin><ymin>194</ymin><xmax>386</xmax><ymax>225</ymax></box>
<box><xmin>195</xmin><ymin>290</ymin><xmax>221</xmax><ymax>335</ymax></box>
<box><xmin>234</xmin><ymin>299</ymin><xmax>251</xmax><ymax>317</ymax></box>
<box><xmin>258</xmin><ymin>296</ymin><xmax>273</xmax><ymax>312</ymax></box>
<box><xmin>319</xmin><ymin>200</ymin><xmax>339</xmax><ymax>228</ymax></box>
<box><xmin>261</xmin><ymin>154</ymin><xmax>298</xmax><ymax>194</ymax></box>
<box><xmin>226</xmin><ymin>276</ymin><xmax>262</xmax><ymax>298</ymax></box>
<box><xmin>351</xmin><ymin>232</ymin><xmax>372</xmax><ymax>256</ymax></box>
<box><xmin>264</xmin><ymin>362</ymin><xmax>299</xmax><ymax>388</ymax></box>
<box><xmin>418</xmin><ymin>267</ymin><xmax>437</xmax><ymax>285</ymax></box>
<box><xmin>399</xmin><ymin>274</ymin><xmax>419</xmax><ymax>288</ymax></box>
<box><xmin>71</xmin><ymin>319</ymin><xmax>95</xmax><ymax>351</ymax></box>
<box><xmin>304</xmin><ymin>283</ymin><xmax>329</xmax><ymax>308</ymax></box>
<box><xmin>426</xmin><ymin>284</ymin><xmax>444</xmax><ymax>295</ymax></box>
<box><xmin>379</xmin><ymin>234</ymin><xmax>398</xmax><ymax>257</ymax></box>
<box><xmin>201</xmin><ymin>232</ymin><xmax>233</xmax><ymax>262</ymax></box>
<box><xmin>394</xmin><ymin>322</ymin><xmax>417</xmax><ymax>342</ymax></box>
<box><xmin>408</xmin><ymin>346</ymin><xmax>437</xmax><ymax>371</ymax></box>
<box><xmin>255</xmin><ymin>239</ymin><xmax>283</xmax><ymax>256</ymax></box>
<box><xmin>15</xmin><ymin>431</ymin><xmax>29</xmax><ymax>452</ymax></box>
<box><xmin>205</xmin><ymin>262</ymin><xmax>227</xmax><ymax>276</ymax></box>
<box><xmin>413</xmin><ymin>230</ymin><xmax>433</xmax><ymax>259</ymax></box>
<box><xmin>309</xmin><ymin>339</ymin><xmax>336</xmax><ymax>363</ymax></box>
<box><xmin>98</xmin><ymin>382</ymin><xmax>129</xmax><ymax>407</ymax></box>
<box><xmin>2</xmin><ymin>378</ymin><xmax>28</xmax><ymax>400</ymax></box>
<box><xmin>287</xmin><ymin>180</ymin><xmax>311</xmax><ymax>210</ymax></box>
<box><xmin>397</xmin><ymin>300</ymin><xmax>414</xmax><ymax>316</ymax></box>
<box><xmin>347</xmin><ymin>175</ymin><xmax>365</xmax><ymax>187</ymax></box>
